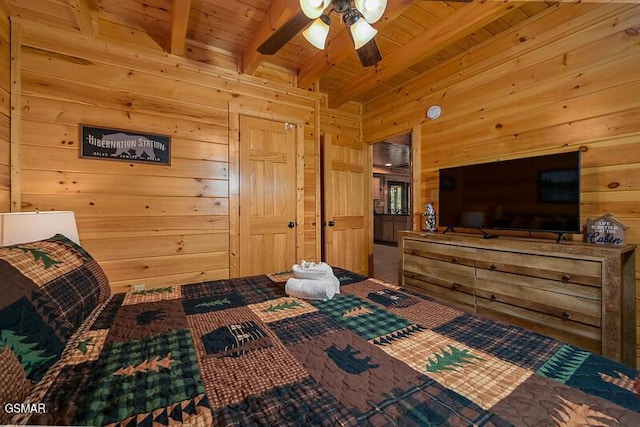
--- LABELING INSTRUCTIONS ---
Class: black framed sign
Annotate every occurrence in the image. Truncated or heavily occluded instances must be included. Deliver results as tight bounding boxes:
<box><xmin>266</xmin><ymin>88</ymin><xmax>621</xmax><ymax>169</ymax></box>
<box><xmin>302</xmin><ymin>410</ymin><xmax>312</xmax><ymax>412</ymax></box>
<box><xmin>80</xmin><ymin>125</ymin><xmax>171</xmax><ymax>165</ymax></box>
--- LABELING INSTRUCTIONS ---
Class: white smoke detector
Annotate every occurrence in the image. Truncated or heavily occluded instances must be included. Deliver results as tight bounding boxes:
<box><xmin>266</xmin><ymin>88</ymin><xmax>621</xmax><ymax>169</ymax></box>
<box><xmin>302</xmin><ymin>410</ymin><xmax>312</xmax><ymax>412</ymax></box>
<box><xmin>427</xmin><ymin>105</ymin><xmax>441</xmax><ymax>120</ymax></box>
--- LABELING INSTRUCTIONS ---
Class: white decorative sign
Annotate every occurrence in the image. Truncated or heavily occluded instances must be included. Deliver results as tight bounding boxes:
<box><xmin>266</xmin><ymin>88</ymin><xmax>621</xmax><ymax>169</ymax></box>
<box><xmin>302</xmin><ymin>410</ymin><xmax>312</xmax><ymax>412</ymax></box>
<box><xmin>585</xmin><ymin>213</ymin><xmax>627</xmax><ymax>246</ymax></box>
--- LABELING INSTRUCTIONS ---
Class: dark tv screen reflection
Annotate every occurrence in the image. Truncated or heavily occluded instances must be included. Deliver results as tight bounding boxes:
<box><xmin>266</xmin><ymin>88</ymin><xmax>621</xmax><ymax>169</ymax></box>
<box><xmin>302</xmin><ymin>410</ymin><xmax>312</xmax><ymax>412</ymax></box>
<box><xmin>439</xmin><ymin>151</ymin><xmax>581</xmax><ymax>234</ymax></box>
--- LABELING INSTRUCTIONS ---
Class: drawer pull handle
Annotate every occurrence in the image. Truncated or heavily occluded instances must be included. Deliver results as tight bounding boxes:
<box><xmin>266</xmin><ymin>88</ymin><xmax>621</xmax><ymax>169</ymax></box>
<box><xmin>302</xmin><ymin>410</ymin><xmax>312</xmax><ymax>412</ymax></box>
<box><xmin>451</xmin><ymin>257</ymin><xmax>459</xmax><ymax>264</ymax></box>
<box><xmin>451</xmin><ymin>283</ymin><xmax>459</xmax><ymax>291</ymax></box>
<box><xmin>561</xmin><ymin>311</ymin><xmax>570</xmax><ymax>319</ymax></box>
<box><xmin>411</xmin><ymin>250</ymin><xmax>418</xmax><ymax>255</ymax></box>
<box><xmin>490</xmin><ymin>294</ymin><xmax>497</xmax><ymax>301</ymax></box>
<box><xmin>561</xmin><ymin>274</ymin><xmax>571</xmax><ymax>282</ymax></box>
<box><xmin>490</xmin><ymin>264</ymin><xmax>497</xmax><ymax>271</ymax></box>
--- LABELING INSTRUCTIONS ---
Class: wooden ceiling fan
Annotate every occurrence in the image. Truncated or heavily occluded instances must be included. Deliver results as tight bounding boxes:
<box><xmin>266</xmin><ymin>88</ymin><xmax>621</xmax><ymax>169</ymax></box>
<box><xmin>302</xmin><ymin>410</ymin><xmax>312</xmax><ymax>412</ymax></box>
<box><xmin>258</xmin><ymin>0</ymin><xmax>472</xmax><ymax>68</ymax></box>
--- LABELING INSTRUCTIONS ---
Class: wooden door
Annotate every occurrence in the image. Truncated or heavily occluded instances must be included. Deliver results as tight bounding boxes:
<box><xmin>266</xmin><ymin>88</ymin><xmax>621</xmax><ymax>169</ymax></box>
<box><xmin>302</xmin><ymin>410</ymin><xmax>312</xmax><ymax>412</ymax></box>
<box><xmin>323</xmin><ymin>133</ymin><xmax>370</xmax><ymax>275</ymax></box>
<box><xmin>239</xmin><ymin>116</ymin><xmax>297</xmax><ymax>276</ymax></box>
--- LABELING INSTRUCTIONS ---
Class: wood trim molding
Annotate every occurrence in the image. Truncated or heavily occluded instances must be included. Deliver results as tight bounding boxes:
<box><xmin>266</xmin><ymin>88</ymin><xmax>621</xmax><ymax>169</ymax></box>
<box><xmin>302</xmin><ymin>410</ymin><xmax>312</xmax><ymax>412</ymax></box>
<box><xmin>228</xmin><ymin>102</ymin><xmax>309</xmax><ymax>125</ymax></box>
<box><xmin>228</xmin><ymin>110</ymin><xmax>240</xmax><ymax>277</ymax></box>
<box><xmin>314</xmin><ymin>85</ymin><xmax>321</xmax><ymax>262</ymax></box>
<box><xmin>411</xmin><ymin>125</ymin><xmax>422</xmax><ymax>231</ymax></box>
<box><xmin>366</xmin><ymin>140</ymin><xmax>373</xmax><ymax>276</ymax></box>
<box><xmin>10</xmin><ymin>17</ymin><xmax>21</xmax><ymax>212</ymax></box>
<box><xmin>296</xmin><ymin>124</ymin><xmax>305</xmax><ymax>263</ymax></box>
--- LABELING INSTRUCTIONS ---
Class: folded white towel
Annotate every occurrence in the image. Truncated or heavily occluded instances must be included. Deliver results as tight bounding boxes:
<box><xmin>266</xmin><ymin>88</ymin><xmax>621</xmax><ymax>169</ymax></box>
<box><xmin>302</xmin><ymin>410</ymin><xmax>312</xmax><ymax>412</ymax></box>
<box><xmin>292</xmin><ymin>261</ymin><xmax>340</xmax><ymax>295</ymax></box>
<box><xmin>285</xmin><ymin>278</ymin><xmax>337</xmax><ymax>301</ymax></box>
<box><xmin>292</xmin><ymin>260</ymin><xmax>331</xmax><ymax>279</ymax></box>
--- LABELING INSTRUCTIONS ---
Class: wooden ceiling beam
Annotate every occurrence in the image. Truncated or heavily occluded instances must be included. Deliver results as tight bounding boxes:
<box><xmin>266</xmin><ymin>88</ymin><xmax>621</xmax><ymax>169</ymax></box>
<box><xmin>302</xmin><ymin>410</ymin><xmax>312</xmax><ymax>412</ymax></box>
<box><xmin>66</xmin><ymin>0</ymin><xmax>97</xmax><ymax>36</ymax></box>
<box><xmin>298</xmin><ymin>0</ymin><xmax>415</xmax><ymax>89</ymax></box>
<box><xmin>242</xmin><ymin>0</ymin><xmax>300</xmax><ymax>75</ymax></box>
<box><xmin>170</xmin><ymin>0</ymin><xmax>191</xmax><ymax>55</ymax></box>
<box><xmin>328</xmin><ymin>0</ymin><xmax>520</xmax><ymax>108</ymax></box>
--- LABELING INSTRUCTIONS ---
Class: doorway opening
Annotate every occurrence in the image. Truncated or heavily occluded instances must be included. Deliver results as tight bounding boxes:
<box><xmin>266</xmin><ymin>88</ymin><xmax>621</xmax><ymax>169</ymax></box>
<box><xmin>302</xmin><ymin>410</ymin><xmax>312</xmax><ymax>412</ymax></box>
<box><xmin>372</xmin><ymin>132</ymin><xmax>412</xmax><ymax>285</ymax></box>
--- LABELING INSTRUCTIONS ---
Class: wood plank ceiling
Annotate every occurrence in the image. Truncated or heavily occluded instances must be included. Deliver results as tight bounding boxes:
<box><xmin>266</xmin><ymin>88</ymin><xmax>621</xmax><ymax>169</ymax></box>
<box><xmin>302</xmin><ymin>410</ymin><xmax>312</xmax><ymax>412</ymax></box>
<box><xmin>372</xmin><ymin>132</ymin><xmax>411</xmax><ymax>169</ymax></box>
<box><xmin>6</xmin><ymin>0</ymin><xmax>556</xmax><ymax>107</ymax></box>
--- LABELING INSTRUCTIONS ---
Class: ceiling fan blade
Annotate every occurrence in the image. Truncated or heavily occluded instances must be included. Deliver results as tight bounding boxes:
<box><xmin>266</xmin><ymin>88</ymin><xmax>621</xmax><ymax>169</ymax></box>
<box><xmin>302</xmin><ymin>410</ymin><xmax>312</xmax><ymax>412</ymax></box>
<box><xmin>356</xmin><ymin>38</ymin><xmax>382</xmax><ymax>67</ymax></box>
<box><xmin>258</xmin><ymin>11</ymin><xmax>312</xmax><ymax>55</ymax></box>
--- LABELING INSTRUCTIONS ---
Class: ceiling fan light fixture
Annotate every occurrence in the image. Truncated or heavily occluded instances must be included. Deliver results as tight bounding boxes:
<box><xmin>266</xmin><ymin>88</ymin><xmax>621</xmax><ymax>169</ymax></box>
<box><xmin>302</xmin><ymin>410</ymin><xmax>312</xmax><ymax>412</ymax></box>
<box><xmin>354</xmin><ymin>0</ymin><xmax>387</xmax><ymax>24</ymax></box>
<box><xmin>303</xmin><ymin>15</ymin><xmax>331</xmax><ymax>50</ymax></box>
<box><xmin>350</xmin><ymin>16</ymin><xmax>378</xmax><ymax>49</ymax></box>
<box><xmin>300</xmin><ymin>0</ymin><xmax>331</xmax><ymax>19</ymax></box>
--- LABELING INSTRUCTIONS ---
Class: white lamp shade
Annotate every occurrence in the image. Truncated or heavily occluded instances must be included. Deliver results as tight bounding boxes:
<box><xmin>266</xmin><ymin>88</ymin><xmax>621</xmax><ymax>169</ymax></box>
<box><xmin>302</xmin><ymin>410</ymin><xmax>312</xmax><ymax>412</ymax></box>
<box><xmin>355</xmin><ymin>0</ymin><xmax>387</xmax><ymax>23</ymax></box>
<box><xmin>0</xmin><ymin>211</ymin><xmax>80</xmax><ymax>246</ymax></box>
<box><xmin>303</xmin><ymin>17</ymin><xmax>330</xmax><ymax>49</ymax></box>
<box><xmin>299</xmin><ymin>0</ymin><xmax>331</xmax><ymax>19</ymax></box>
<box><xmin>350</xmin><ymin>18</ymin><xmax>378</xmax><ymax>49</ymax></box>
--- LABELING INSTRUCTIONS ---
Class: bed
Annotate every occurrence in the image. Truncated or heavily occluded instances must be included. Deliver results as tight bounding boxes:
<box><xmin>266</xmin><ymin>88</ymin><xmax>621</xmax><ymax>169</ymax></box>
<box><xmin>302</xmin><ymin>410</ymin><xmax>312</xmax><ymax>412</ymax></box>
<box><xmin>1</xmin><ymin>234</ymin><xmax>639</xmax><ymax>426</ymax></box>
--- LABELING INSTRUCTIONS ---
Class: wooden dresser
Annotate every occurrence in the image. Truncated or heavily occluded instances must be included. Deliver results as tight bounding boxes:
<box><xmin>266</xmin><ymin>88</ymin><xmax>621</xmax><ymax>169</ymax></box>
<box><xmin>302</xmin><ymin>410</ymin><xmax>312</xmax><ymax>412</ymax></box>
<box><xmin>398</xmin><ymin>231</ymin><xmax>637</xmax><ymax>367</ymax></box>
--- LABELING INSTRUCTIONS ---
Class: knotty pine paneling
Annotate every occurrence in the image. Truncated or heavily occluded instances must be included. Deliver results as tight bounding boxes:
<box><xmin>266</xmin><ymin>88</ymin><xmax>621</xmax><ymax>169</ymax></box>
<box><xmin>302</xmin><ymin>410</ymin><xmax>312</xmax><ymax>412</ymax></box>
<box><xmin>15</xmin><ymin>18</ymin><xmax>319</xmax><ymax>292</ymax></box>
<box><xmin>0</xmin><ymin>8</ymin><xmax>8</xmax><ymax>212</ymax></box>
<box><xmin>363</xmin><ymin>3</ymin><xmax>640</xmax><ymax>366</ymax></box>
<box><xmin>303</xmin><ymin>125</ymin><xmax>319</xmax><ymax>262</ymax></box>
<box><xmin>21</xmin><ymin>22</ymin><xmax>315</xmax><ymax>111</ymax></box>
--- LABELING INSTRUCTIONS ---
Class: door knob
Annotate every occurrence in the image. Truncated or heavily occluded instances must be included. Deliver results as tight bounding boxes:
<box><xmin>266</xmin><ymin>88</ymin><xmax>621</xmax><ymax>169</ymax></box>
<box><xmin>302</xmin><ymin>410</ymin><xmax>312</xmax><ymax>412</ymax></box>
<box><xmin>287</xmin><ymin>221</ymin><xmax>296</xmax><ymax>228</ymax></box>
<box><xmin>327</xmin><ymin>220</ymin><xmax>335</xmax><ymax>227</ymax></box>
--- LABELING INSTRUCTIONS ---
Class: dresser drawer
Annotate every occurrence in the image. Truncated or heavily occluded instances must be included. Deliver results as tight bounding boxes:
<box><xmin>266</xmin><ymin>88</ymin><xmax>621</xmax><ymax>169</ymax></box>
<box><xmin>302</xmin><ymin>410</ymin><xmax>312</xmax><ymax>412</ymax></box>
<box><xmin>403</xmin><ymin>253</ymin><xmax>475</xmax><ymax>310</ymax></box>
<box><xmin>403</xmin><ymin>238</ymin><xmax>475</xmax><ymax>267</ymax></box>
<box><xmin>475</xmin><ymin>256</ymin><xmax>602</xmax><ymax>354</ymax></box>
<box><xmin>475</xmin><ymin>269</ymin><xmax>601</xmax><ymax>327</ymax></box>
<box><xmin>475</xmin><ymin>249</ymin><xmax>602</xmax><ymax>287</ymax></box>
<box><xmin>476</xmin><ymin>297</ymin><xmax>601</xmax><ymax>354</ymax></box>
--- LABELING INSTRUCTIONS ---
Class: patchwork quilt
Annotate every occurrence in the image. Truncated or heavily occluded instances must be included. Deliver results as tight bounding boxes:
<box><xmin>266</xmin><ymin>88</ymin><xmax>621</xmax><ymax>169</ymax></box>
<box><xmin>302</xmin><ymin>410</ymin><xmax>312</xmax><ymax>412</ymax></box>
<box><xmin>1</xmin><ymin>239</ymin><xmax>639</xmax><ymax>425</ymax></box>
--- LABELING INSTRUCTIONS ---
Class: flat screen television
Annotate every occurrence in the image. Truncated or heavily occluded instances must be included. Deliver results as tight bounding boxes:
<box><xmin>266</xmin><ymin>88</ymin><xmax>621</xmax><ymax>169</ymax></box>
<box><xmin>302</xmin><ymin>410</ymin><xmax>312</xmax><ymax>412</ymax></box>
<box><xmin>438</xmin><ymin>151</ymin><xmax>581</xmax><ymax>235</ymax></box>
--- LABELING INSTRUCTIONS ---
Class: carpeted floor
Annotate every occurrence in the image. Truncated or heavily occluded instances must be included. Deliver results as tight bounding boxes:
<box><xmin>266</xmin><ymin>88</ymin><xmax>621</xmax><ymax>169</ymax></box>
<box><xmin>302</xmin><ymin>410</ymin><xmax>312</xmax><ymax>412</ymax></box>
<box><xmin>373</xmin><ymin>243</ymin><xmax>400</xmax><ymax>285</ymax></box>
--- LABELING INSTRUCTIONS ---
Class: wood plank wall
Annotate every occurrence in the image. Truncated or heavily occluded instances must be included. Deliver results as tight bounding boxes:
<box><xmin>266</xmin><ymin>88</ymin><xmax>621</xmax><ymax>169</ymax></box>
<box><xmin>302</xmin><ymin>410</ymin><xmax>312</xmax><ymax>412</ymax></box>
<box><xmin>0</xmin><ymin>9</ymin><xmax>8</xmax><ymax>211</ymax></box>
<box><xmin>362</xmin><ymin>2</ymin><xmax>640</xmax><ymax>366</ymax></box>
<box><xmin>13</xmin><ymin>18</ymin><xmax>319</xmax><ymax>293</ymax></box>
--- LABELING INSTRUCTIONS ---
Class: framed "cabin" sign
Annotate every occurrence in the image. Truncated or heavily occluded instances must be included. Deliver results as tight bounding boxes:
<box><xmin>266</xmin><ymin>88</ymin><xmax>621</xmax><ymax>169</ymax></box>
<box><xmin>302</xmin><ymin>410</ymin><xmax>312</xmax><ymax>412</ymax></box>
<box><xmin>80</xmin><ymin>125</ymin><xmax>171</xmax><ymax>165</ymax></box>
<box><xmin>584</xmin><ymin>213</ymin><xmax>627</xmax><ymax>246</ymax></box>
